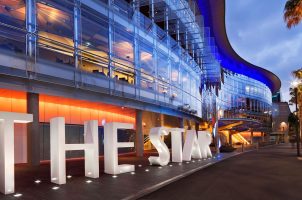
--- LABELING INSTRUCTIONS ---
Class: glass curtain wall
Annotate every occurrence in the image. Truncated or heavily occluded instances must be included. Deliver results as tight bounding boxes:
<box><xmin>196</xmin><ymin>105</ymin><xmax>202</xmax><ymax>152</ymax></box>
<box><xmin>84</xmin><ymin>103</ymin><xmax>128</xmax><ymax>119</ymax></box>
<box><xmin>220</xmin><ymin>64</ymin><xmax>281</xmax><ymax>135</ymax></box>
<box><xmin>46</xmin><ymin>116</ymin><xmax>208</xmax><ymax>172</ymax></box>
<box><xmin>217</xmin><ymin>72</ymin><xmax>272</xmax><ymax>120</ymax></box>
<box><xmin>0</xmin><ymin>0</ymin><xmax>203</xmax><ymax>117</ymax></box>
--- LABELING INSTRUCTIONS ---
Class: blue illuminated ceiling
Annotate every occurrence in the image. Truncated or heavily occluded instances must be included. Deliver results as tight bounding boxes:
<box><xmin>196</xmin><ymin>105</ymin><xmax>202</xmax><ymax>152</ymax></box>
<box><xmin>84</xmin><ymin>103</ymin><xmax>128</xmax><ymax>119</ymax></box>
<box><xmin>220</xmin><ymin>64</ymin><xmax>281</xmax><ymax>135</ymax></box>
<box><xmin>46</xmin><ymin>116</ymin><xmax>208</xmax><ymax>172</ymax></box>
<box><xmin>198</xmin><ymin>0</ymin><xmax>281</xmax><ymax>94</ymax></box>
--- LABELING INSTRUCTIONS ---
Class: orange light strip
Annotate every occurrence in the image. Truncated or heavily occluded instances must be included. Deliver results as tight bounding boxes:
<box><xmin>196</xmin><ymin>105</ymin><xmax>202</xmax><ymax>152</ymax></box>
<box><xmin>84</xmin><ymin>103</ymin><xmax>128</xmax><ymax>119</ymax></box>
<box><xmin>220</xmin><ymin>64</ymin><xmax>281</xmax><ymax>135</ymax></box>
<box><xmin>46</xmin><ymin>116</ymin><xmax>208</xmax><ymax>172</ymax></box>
<box><xmin>0</xmin><ymin>89</ymin><xmax>135</xmax><ymax>126</ymax></box>
<box><xmin>39</xmin><ymin>94</ymin><xmax>136</xmax><ymax>126</ymax></box>
<box><xmin>0</xmin><ymin>89</ymin><xmax>27</xmax><ymax>113</ymax></box>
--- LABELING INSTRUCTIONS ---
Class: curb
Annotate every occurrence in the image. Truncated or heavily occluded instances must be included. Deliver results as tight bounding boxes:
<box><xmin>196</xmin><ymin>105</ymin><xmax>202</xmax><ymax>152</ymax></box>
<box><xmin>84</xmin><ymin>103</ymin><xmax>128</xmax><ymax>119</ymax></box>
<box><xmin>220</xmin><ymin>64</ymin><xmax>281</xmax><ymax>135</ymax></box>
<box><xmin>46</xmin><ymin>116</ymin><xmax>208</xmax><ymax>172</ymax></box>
<box><xmin>122</xmin><ymin>150</ymin><xmax>249</xmax><ymax>200</ymax></box>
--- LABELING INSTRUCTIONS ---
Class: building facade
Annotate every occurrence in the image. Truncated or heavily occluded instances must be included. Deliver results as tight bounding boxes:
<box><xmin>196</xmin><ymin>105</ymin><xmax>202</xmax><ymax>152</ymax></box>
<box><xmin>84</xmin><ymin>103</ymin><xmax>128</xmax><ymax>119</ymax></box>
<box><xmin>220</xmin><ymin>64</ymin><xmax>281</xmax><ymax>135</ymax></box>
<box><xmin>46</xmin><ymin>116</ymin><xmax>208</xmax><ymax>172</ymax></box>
<box><xmin>271</xmin><ymin>102</ymin><xmax>291</xmax><ymax>143</ymax></box>
<box><xmin>0</xmin><ymin>0</ymin><xmax>280</xmax><ymax>165</ymax></box>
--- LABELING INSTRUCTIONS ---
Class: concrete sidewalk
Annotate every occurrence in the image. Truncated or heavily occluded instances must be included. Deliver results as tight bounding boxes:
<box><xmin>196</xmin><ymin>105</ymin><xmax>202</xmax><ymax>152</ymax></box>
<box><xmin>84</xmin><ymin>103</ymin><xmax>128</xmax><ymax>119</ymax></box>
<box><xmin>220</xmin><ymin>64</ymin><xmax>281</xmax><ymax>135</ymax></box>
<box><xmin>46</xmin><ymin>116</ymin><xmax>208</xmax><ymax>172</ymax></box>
<box><xmin>0</xmin><ymin>151</ymin><xmax>243</xmax><ymax>200</ymax></box>
<box><xmin>140</xmin><ymin>144</ymin><xmax>302</xmax><ymax>200</ymax></box>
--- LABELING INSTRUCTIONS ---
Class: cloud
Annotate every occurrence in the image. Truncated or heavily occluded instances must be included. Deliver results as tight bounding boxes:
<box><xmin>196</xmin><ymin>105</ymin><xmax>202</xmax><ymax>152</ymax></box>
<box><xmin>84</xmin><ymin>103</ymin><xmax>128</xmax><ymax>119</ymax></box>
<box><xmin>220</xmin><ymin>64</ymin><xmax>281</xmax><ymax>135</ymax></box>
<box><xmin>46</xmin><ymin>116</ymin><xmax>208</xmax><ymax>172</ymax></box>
<box><xmin>226</xmin><ymin>0</ymin><xmax>302</xmax><ymax>104</ymax></box>
<box><xmin>253</xmin><ymin>33</ymin><xmax>302</xmax><ymax>67</ymax></box>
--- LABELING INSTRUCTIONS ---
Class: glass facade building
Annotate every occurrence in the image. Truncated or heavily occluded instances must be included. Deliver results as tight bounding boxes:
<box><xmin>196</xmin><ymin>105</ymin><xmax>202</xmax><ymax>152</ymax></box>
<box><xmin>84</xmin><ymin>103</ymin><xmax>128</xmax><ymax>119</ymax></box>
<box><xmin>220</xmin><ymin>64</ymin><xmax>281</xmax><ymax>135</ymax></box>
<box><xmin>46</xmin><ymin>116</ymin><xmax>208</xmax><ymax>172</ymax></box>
<box><xmin>0</xmin><ymin>0</ymin><xmax>280</xmax><ymax>163</ymax></box>
<box><xmin>0</xmin><ymin>0</ymin><xmax>204</xmax><ymax>117</ymax></box>
<box><xmin>218</xmin><ymin>72</ymin><xmax>272</xmax><ymax>120</ymax></box>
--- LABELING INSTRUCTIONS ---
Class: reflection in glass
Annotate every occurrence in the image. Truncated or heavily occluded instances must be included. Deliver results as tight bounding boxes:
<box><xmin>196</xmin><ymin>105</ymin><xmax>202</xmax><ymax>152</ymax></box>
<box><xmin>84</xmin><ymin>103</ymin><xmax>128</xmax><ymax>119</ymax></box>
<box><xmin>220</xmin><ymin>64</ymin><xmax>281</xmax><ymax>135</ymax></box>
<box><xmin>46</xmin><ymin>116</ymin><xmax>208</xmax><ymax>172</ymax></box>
<box><xmin>0</xmin><ymin>0</ymin><xmax>25</xmax><ymax>28</ymax></box>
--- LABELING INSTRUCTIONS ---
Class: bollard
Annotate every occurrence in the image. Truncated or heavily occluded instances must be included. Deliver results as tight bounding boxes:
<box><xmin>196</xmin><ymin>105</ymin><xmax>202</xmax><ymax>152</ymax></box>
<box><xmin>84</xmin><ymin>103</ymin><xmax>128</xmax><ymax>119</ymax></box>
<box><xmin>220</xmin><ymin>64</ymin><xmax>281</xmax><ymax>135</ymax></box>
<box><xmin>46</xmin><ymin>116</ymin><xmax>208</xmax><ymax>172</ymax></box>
<box><xmin>241</xmin><ymin>143</ymin><xmax>244</xmax><ymax>152</ymax></box>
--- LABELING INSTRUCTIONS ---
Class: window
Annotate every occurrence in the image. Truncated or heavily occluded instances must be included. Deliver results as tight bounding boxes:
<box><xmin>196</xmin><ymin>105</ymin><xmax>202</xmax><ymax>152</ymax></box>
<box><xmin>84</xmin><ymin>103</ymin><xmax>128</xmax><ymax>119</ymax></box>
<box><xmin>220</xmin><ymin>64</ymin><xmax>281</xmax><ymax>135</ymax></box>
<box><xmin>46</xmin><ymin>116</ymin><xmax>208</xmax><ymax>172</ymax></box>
<box><xmin>80</xmin><ymin>4</ymin><xmax>109</xmax><ymax>77</ymax></box>
<box><xmin>112</xmin><ymin>22</ymin><xmax>134</xmax><ymax>84</ymax></box>
<box><xmin>37</xmin><ymin>0</ymin><xmax>74</xmax><ymax>68</ymax></box>
<box><xmin>139</xmin><ymin>38</ymin><xmax>154</xmax><ymax>90</ymax></box>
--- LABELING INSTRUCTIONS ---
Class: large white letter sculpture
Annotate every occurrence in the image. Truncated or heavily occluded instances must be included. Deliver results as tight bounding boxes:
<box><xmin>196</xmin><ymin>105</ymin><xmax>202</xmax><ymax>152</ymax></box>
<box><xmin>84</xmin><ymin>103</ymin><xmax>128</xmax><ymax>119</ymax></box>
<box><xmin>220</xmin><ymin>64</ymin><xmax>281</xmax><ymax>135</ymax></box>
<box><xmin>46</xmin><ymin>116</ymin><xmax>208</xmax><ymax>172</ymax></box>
<box><xmin>148</xmin><ymin>127</ymin><xmax>170</xmax><ymax>166</ymax></box>
<box><xmin>50</xmin><ymin>117</ymin><xmax>99</xmax><ymax>184</ymax></box>
<box><xmin>198</xmin><ymin>131</ymin><xmax>212</xmax><ymax>158</ymax></box>
<box><xmin>0</xmin><ymin>112</ymin><xmax>33</xmax><ymax>194</ymax></box>
<box><xmin>170</xmin><ymin>128</ymin><xmax>184</xmax><ymax>163</ymax></box>
<box><xmin>182</xmin><ymin>130</ymin><xmax>202</xmax><ymax>161</ymax></box>
<box><xmin>104</xmin><ymin>122</ymin><xmax>134</xmax><ymax>174</ymax></box>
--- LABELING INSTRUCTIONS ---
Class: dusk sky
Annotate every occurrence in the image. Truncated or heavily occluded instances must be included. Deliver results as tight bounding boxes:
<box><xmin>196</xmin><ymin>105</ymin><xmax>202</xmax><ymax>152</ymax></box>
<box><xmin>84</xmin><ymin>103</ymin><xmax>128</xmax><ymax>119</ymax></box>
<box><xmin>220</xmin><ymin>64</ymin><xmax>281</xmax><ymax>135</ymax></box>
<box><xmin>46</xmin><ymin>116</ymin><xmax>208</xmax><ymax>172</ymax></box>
<box><xmin>225</xmin><ymin>0</ymin><xmax>302</xmax><ymax>106</ymax></box>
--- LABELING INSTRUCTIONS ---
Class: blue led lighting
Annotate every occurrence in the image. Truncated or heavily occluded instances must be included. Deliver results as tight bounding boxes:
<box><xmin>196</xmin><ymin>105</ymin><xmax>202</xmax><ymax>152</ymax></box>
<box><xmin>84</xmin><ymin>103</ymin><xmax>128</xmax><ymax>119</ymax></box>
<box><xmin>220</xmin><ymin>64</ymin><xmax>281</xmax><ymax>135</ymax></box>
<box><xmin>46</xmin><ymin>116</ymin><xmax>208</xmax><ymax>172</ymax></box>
<box><xmin>198</xmin><ymin>0</ymin><xmax>279</xmax><ymax>92</ymax></box>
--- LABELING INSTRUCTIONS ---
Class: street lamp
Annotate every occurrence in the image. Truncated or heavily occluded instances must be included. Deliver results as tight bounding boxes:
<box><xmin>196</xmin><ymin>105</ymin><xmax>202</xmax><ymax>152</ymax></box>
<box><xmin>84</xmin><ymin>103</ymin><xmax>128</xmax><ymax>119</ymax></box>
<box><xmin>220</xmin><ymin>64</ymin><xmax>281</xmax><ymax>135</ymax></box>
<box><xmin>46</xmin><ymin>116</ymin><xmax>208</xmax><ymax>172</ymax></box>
<box><xmin>291</xmin><ymin>80</ymin><xmax>300</xmax><ymax>157</ymax></box>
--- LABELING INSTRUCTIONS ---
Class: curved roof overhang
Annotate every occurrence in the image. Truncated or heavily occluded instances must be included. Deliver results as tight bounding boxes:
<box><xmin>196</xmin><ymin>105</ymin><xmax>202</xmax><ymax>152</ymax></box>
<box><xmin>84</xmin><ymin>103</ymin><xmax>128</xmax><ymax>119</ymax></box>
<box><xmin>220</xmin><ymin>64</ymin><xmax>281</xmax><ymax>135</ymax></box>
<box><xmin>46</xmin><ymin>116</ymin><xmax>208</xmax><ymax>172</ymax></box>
<box><xmin>198</xmin><ymin>0</ymin><xmax>281</xmax><ymax>94</ymax></box>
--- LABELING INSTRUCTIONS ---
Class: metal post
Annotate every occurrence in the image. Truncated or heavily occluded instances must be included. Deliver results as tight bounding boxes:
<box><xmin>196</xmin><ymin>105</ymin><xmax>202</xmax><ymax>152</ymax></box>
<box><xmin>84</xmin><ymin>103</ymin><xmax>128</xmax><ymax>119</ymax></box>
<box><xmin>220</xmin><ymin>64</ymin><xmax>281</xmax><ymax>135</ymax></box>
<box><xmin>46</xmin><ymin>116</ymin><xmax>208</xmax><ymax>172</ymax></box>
<box><xmin>192</xmin><ymin>48</ymin><xmax>195</xmax><ymax>60</ymax></box>
<box><xmin>108</xmin><ymin>0</ymin><xmax>114</xmax><ymax>78</ymax></box>
<box><xmin>133</xmin><ymin>0</ymin><xmax>140</xmax><ymax>88</ymax></box>
<box><xmin>73</xmin><ymin>0</ymin><xmax>81</xmax><ymax>88</ymax></box>
<box><xmin>176</xmin><ymin>20</ymin><xmax>180</xmax><ymax>46</ymax></box>
<box><xmin>164</xmin><ymin>6</ymin><xmax>172</xmax><ymax>101</ymax></box>
<box><xmin>150</xmin><ymin>0</ymin><xmax>158</xmax><ymax>93</ymax></box>
<box><xmin>185</xmin><ymin>31</ymin><xmax>188</xmax><ymax>51</ymax></box>
<box><xmin>165</xmin><ymin>6</ymin><xmax>169</xmax><ymax>37</ymax></box>
<box><xmin>74</xmin><ymin>0</ymin><xmax>81</xmax><ymax>69</ymax></box>
<box><xmin>26</xmin><ymin>0</ymin><xmax>37</xmax><ymax>77</ymax></box>
<box><xmin>150</xmin><ymin>0</ymin><xmax>154</xmax><ymax>20</ymax></box>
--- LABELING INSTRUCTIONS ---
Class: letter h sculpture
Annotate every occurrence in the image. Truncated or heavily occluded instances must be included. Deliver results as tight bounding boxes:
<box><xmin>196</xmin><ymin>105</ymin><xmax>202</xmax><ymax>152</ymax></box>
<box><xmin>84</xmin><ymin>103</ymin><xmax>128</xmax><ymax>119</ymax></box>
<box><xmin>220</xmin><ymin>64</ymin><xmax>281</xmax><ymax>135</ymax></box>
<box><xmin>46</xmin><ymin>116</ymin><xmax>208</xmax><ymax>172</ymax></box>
<box><xmin>50</xmin><ymin>117</ymin><xmax>99</xmax><ymax>185</ymax></box>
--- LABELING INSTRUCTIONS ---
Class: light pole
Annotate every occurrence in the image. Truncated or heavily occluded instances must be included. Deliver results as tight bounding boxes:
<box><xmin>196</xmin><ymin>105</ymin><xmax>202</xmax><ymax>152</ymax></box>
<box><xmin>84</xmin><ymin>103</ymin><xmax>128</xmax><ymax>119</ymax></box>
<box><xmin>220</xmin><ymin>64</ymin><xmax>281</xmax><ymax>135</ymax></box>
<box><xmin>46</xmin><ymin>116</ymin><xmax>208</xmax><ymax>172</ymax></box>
<box><xmin>292</xmin><ymin>80</ymin><xmax>300</xmax><ymax>157</ymax></box>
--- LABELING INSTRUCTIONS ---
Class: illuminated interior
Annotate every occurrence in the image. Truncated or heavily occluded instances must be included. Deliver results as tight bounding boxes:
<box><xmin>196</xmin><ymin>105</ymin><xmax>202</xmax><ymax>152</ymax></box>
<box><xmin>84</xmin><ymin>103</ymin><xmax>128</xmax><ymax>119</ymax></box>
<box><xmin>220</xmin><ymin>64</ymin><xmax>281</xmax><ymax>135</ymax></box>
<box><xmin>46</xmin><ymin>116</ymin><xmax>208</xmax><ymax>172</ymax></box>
<box><xmin>240</xmin><ymin>131</ymin><xmax>262</xmax><ymax>138</ymax></box>
<box><xmin>232</xmin><ymin>133</ymin><xmax>250</xmax><ymax>145</ymax></box>
<box><xmin>220</xmin><ymin>130</ymin><xmax>250</xmax><ymax>145</ymax></box>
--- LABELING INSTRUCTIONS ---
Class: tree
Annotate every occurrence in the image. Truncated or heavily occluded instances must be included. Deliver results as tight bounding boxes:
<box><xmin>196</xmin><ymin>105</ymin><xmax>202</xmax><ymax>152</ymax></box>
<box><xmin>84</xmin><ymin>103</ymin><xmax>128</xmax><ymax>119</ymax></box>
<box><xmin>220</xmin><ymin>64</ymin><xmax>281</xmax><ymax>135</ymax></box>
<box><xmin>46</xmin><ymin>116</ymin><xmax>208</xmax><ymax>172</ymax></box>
<box><xmin>289</xmin><ymin>87</ymin><xmax>298</xmax><ymax>105</ymax></box>
<box><xmin>288</xmin><ymin>113</ymin><xmax>299</xmax><ymax>142</ymax></box>
<box><xmin>293</xmin><ymin>68</ymin><xmax>302</xmax><ymax>79</ymax></box>
<box><xmin>288</xmin><ymin>113</ymin><xmax>299</xmax><ymax>132</ymax></box>
<box><xmin>284</xmin><ymin>0</ymin><xmax>302</xmax><ymax>28</ymax></box>
<box><xmin>290</xmin><ymin>69</ymin><xmax>302</xmax><ymax>155</ymax></box>
<box><xmin>291</xmin><ymin>69</ymin><xmax>302</xmax><ymax>97</ymax></box>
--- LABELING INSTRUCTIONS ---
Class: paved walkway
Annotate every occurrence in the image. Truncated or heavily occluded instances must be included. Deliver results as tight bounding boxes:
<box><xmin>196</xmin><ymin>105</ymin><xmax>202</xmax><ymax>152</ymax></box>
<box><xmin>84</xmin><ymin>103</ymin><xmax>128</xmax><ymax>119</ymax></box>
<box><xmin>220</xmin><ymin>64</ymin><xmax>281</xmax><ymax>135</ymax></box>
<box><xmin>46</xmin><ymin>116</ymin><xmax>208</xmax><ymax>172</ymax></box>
<box><xmin>0</xmin><ymin>152</ymin><xmax>240</xmax><ymax>200</ymax></box>
<box><xmin>140</xmin><ymin>144</ymin><xmax>302</xmax><ymax>200</ymax></box>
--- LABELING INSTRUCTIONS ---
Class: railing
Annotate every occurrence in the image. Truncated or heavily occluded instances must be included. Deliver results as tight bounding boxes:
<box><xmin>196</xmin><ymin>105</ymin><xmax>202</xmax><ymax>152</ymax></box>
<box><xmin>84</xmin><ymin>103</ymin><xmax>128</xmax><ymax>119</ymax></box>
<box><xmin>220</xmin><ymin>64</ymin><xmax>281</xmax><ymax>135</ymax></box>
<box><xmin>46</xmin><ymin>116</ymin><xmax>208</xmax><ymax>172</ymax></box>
<box><xmin>0</xmin><ymin>45</ymin><xmax>202</xmax><ymax>117</ymax></box>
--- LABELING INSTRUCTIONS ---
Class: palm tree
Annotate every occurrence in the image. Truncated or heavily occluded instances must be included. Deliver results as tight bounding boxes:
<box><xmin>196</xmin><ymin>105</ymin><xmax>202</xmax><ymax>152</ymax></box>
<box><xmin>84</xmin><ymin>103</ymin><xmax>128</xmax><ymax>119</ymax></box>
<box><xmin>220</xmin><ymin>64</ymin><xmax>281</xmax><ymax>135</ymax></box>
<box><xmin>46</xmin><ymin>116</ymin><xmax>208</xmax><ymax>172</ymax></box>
<box><xmin>290</xmin><ymin>69</ymin><xmax>302</xmax><ymax>108</ymax></box>
<box><xmin>288</xmin><ymin>113</ymin><xmax>299</xmax><ymax>144</ymax></box>
<box><xmin>289</xmin><ymin>87</ymin><xmax>298</xmax><ymax>105</ymax></box>
<box><xmin>292</xmin><ymin>69</ymin><xmax>302</xmax><ymax>95</ymax></box>
<box><xmin>290</xmin><ymin>69</ymin><xmax>302</xmax><ymax>156</ymax></box>
<box><xmin>288</xmin><ymin>113</ymin><xmax>299</xmax><ymax>135</ymax></box>
<box><xmin>293</xmin><ymin>68</ymin><xmax>302</xmax><ymax>79</ymax></box>
<box><xmin>284</xmin><ymin>0</ymin><xmax>302</xmax><ymax>28</ymax></box>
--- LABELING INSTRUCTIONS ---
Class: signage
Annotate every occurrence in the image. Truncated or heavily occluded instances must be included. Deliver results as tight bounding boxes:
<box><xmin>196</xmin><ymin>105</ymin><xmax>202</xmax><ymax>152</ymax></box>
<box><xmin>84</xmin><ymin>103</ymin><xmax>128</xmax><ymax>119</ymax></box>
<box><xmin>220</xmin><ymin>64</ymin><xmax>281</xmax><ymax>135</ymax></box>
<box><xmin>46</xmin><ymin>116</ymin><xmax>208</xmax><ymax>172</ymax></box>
<box><xmin>0</xmin><ymin>112</ymin><xmax>213</xmax><ymax>195</ymax></box>
<box><xmin>0</xmin><ymin>112</ymin><xmax>33</xmax><ymax>195</ymax></box>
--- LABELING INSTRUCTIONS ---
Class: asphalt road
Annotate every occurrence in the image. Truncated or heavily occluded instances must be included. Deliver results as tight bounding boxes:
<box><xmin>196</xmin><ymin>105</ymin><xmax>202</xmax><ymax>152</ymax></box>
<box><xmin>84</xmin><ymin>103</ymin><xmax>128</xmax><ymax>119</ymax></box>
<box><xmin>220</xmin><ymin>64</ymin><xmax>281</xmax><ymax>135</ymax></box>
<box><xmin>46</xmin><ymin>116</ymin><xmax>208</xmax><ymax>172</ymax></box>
<box><xmin>140</xmin><ymin>144</ymin><xmax>302</xmax><ymax>200</ymax></box>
